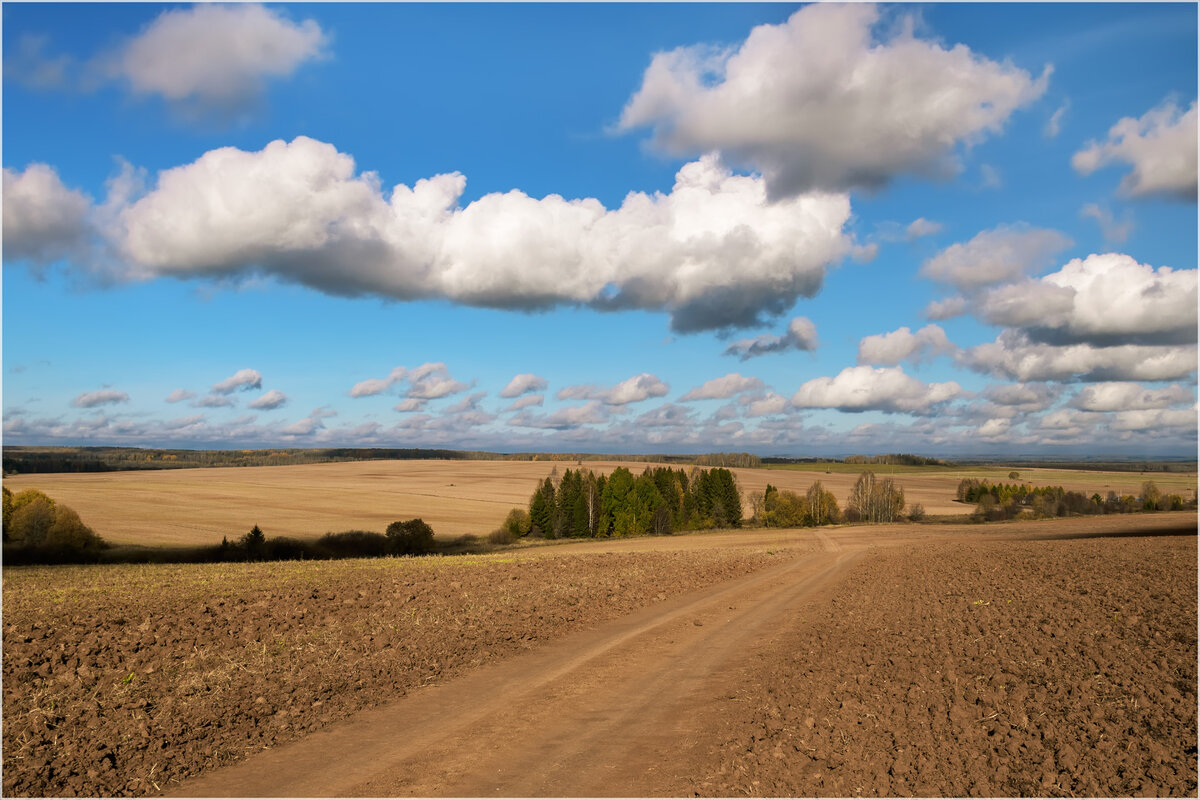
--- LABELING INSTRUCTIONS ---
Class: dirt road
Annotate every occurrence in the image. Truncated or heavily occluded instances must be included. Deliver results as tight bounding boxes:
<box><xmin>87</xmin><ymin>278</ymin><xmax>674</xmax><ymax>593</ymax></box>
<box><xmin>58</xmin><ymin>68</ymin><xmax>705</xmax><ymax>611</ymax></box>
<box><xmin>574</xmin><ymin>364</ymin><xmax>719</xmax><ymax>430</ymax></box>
<box><xmin>172</xmin><ymin>535</ymin><xmax>859</xmax><ymax>797</ymax></box>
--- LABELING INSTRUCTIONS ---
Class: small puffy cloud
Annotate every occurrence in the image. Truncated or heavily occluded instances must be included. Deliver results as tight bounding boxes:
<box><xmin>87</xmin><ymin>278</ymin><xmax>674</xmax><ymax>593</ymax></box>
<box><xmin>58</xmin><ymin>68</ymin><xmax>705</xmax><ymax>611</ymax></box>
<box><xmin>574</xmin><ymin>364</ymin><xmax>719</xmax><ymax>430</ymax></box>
<box><xmin>923</xmin><ymin>296</ymin><xmax>968</xmax><ymax>321</ymax></box>
<box><xmin>618</xmin><ymin>4</ymin><xmax>1048</xmax><ymax>196</ymax></box>
<box><xmin>981</xmin><ymin>383</ymin><xmax>1061</xmax><ymax>413</ymax></box>
<box><xmin>1079</xmin><ymin>204</ymin><xmax>1133</xmax><ymax>244</ymax></box>
<box><xmin>349</xmin><ymin>366</ymin><xmax>407</xmax><ymax>398</ymax></box>
<box><xmin>248</xmin><ymin>389</ymin><xmax>288</xmax><ymax>410</ymax></box>
<box><xmin>723</xmin><ymin>317</ymin><xmax>818</xmax><ymax>361</ymax></box>
<box><xmin>601</xmin><ymin>373</ymin><xmax>670</xmax><ymax>406</ymax></box>
<box><xmin>349</xmin><ymin>378</ymin><xmax>392</xmax><ymax>398</ymax></box>
<box><xmin>192</xmin><ymin>394</ymin><xmax>236</xmax><ymax>409</ymax></box>
<box><xmin>405</xmin><ymin>363</ymin><xmax>468</xmax><ymax>400</ymax></box>
<box><xmin>165</xmin><ymin>388</ymin><xmax>195</xmax><ymax>403</ymax></box>
<box><xmin>502</xmin><ymin>394</ymin><xmax>544</xmax><ymax>413</ymax></box>
<box><xmin>499</xmin><ymin>373</ymin><xmax>548</xmax><ymax>398</ymax></box>
<box><xmin>72</xmin><ymin>389</ymin><xmax>130</xmax><ymax>408</ymax></box>
<box><xmin>791</xmin><ymin>365</ymin><xmax>962</xmax><ymax>414</ymax></box>
<box><xmin>1072</xmin><ymin>99</ymin><xmax>1197</xmax><ymax>201</ymax></box>
<box><xmin>742</xmin><ymin>391</ymin><xmax>792</xmax><ymax>417</ymax></box>
<box><xmin>86</xmin><ymin>137</ymin><xmax>852</xmax><ymax>334</ymax></box>
<box><xmin>679</xmin><ymin>373</ymin><xmax>765</xmax><ymax>402</ymax></box>
<box><xmin>281</xmin><ymin>406</ymin><xmax>336</xmax><ymax>436</ymax></box>
<box><xmin>906</xmin><ymin>218</ymin><xmax>943</xmax><ymax>239</ymax></box>
<box><xmin>558</xmin><ymin>373</ymin><xmax>669</xmax><ymax>406</ymax></box>
<box><xmin>977</xmin><ymin>253</ymin><xmax>1197</xmax><ymax>347</ymax></box>
<box><xmin>394</xmin><ymin>398</ymin><xmax>426</xmax><ymax>413</ymax></box>
<box><xmin>509</xmin><ymin>401</ymin><xmax>610</xmax><ymax>430</ymax></box>
<box><xmin>101</xmin><ymin>4</ymin><xmax>328</xmax><ymax>118</ymax></box>
<box><xmin>635</xmin><ymin>403</ymin><xmax>698</xmax><ymax>429</ymax></box>
<box><xmin>1045</xmin><ymin>101</ymin><xmax>1069</xmax><ymax>139</ymax></box>
<box><xmin>962</xmin><ymin>330</ymin><xmax>1198</xmax><ymax>383</ymax></box>
<box><xmin>1108</xmin><ymin>408</ymin><xmax>1198</xmax><ymax>434</ymax></box>
<box><xmin>1069</xmin><ymin>382</ymin><xmax>1193</xmax><ymax>412</ymax></box>
<box><xmin>443</xmin><ymin>391</ymin><xmax>487</xmax><ymax>415</ymax></box>
<box><xmin>977</xmin><ymin>418</ymin><xmax>1012</xmax><ymax>439</ymax></box>
<box><xmin>2</xmin><ymin>164</ymin><xmax>93</xmax><ymax>265</ymax></box>
<box><xmin>851</xmin><ymin>243</ymin><xmax>880</xmax><ymax>263</ymax></box>
<box><xmin>921</xmin><ymin>224</ymin><xmax>1072</xmax><ymax>289</ymax></box>
<box><xmin>857</xmin><ymin>324</ymin><xmax>955</xmax><ymax>366</ymax></box>
<box><xmin>212</xmin><ymin>368</ymin><xmax>263</xmax><ymax>394</ymax></box>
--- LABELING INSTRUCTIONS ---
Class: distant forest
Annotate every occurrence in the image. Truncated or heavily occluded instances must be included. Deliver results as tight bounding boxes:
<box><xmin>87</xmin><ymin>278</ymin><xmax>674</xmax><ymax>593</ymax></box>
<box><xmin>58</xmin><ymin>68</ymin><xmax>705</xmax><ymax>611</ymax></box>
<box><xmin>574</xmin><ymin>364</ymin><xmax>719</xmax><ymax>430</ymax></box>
<box><xmin>2</xmin><ymin>446</ymin><xmax>1192</xmax><ymax>475</ymax></box>
<box><xmin>1</xmin><ymin>447</ymin><xmax>764</xmax><ymax>474</ymax></box>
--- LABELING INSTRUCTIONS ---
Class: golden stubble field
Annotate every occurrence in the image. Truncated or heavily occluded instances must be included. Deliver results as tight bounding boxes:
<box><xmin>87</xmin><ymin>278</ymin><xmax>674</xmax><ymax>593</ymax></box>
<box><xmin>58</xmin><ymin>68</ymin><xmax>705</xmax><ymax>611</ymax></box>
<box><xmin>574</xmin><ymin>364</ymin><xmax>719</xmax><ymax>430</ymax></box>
<box><xmin>3</xmin><ymin>459</ymin><xmax>1195</xmax><ymax>546</ymax></box>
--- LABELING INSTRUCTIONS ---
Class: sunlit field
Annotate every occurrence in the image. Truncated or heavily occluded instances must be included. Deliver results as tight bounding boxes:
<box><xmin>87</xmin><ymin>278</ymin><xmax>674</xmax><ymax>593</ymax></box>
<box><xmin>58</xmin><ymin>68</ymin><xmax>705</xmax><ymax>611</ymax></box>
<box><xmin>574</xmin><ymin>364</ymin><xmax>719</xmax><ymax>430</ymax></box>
<box><xmin>4</xmin><ymin>459</ymin><xmax>1194</xmax><ymax>546</ymax></box>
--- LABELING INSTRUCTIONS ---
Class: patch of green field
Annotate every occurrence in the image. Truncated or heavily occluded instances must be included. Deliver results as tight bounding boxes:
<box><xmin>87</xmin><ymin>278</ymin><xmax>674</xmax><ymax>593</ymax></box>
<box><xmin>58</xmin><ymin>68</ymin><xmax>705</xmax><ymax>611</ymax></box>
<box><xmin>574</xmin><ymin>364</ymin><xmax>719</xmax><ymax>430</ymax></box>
<box><xmin>763</xmin><ymin>462</ymin><xmax>1197</xmax><ymax>492</ymax></box>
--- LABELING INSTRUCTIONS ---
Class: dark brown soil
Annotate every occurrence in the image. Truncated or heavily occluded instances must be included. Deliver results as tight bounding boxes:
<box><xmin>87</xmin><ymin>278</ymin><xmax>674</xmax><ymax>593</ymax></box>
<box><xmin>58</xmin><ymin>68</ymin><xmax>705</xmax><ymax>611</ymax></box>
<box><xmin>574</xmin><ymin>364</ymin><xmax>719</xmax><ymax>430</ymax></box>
<box><xmin>2</xmin><ymin>546</ymin><xmax>798</xmax><ymax>797</ymax></box>
<box><xmin>4</xmin><ymin>516</ymin><xmax>1196</xmax><ymax>798</ymax></box>
<box><xmin>679</xmin><ymin>532</ymin><xmax>1198</xmax><ymax>797</ymax></box>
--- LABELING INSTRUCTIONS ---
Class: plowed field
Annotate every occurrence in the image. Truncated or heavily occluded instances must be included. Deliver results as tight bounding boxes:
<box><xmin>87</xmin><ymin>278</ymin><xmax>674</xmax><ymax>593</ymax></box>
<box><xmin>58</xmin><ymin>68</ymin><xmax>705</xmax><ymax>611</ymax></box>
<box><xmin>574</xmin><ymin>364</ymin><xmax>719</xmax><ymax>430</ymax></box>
<box><xmin>2</xmin><ymin>513</ymin><xmax>1195</xmax><ymax>797</ymax></box>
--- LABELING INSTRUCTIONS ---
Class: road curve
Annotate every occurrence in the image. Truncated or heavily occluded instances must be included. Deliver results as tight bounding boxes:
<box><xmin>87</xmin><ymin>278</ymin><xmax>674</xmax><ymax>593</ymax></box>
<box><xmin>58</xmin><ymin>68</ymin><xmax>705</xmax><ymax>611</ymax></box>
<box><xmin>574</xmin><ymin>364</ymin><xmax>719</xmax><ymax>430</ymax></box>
<box><xmin>169</xmin><ymin>536</ymin><xmax>860</xmax><ymax>797</ymax></box>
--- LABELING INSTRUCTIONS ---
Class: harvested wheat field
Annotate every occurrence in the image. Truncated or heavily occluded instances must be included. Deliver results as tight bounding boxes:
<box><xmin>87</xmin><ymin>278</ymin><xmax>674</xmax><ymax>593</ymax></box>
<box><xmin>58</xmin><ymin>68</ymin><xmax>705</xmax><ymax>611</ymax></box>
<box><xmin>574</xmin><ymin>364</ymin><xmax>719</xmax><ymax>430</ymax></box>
<box><xmin>4</xmin><ymin>459</ymin><xmax>1193</xmax><ymax>546</ymax></box>
<box><xmin>3</xmin><ymin>512</ymin><xmax>1195</xmax><ymax>797</ymax></box>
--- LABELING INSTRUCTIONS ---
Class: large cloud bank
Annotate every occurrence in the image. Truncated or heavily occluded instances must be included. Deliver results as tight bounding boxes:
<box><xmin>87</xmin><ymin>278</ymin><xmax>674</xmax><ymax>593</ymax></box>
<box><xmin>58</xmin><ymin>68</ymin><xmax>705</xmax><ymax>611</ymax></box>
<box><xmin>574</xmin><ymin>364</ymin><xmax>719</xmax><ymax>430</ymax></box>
<box><xmin>4</xmin><ymin>138</ymin><xmax>853</xmax><ymax>333</ymax></box>
<box><xmin>618</xmin><ymin>3</ymin><xmax>1048</xmax><ymax>195</ymax></box>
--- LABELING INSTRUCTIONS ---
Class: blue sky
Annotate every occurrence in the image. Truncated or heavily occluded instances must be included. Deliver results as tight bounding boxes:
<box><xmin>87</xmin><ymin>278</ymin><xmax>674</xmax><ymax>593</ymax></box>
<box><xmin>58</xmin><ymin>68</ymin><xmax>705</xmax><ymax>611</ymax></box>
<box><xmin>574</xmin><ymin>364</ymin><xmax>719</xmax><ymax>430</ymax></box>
<box><xmin>3</xmin><ymin>2</ymin><xmax>1197</xmax><ymax>457</ymax></box>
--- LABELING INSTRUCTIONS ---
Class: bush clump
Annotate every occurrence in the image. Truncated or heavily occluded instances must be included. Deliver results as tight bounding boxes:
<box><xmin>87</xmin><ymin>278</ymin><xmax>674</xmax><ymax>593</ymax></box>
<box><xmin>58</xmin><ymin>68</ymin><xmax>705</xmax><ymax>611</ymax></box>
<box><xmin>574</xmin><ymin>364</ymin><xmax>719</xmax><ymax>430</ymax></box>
<box><xmin>386</xmin><ymin>518</ymin><xmax>436</xmax><ymax>556</ymax></box>
<box><xmin>3</xmin><ymin>487</ymin><xmax>107</xmax><ymax>563</ymax></box>
<box><xmin>502</xmin><ymin>508</ymin><xmax>532</xmax><ymax>538</ymax></box>
<box><xmin>316</xmin><ymin>530</ymin><xmax>390</xmax><ymax>559</ymax></box>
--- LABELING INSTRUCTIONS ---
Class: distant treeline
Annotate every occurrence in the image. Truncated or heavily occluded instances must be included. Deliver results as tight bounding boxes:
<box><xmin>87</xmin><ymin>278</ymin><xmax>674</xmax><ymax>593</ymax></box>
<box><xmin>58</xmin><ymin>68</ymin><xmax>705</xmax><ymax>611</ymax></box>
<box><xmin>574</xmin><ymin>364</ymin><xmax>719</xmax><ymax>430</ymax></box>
<box><xmin>959</xmin><ymin>478</ymin><xmax>1196</xmax><ymax>521</ymax></box>
<box><xmin>2</xmin><ymin>447</ymin><xmax>763</xmax><ymax>474</ymax></box>
<box><xmin>957</xmin><ymin>459</ymin><xmax>1198</xmax><ymax>474</ymax></box>
<box><xmin>843</xmin><ymin>453</ymin><xmax>949</xmax><ymax>466</ymax></box>
<box><xmin>1</xmin><ymin>446</ymin><xmax>492</xmax><ymax>474</ymax></box>
<box><xmin>762</xmin><ymin>453</ymin><xmax>947</xmax><ymax>467</ymax></box>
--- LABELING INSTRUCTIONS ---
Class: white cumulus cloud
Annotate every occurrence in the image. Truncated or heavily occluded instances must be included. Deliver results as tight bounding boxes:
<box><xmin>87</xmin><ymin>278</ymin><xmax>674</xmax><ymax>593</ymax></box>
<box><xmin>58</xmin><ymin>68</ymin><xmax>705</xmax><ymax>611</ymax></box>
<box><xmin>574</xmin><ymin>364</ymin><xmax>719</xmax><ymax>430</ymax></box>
<box><xmin>791</xmin><ymin>365</ymin><xmax>962</xmax><ymax>414</ymax></box>
<box><xmin>502</xmin><ymin>394</ymin><xmax>544</xmax><ymax>413</ymax></box>
<box><xmin>1069</xmin><ymin>382</ymin><xmax>1193</xmax><ymax>412</ymax></box>
<box><xmin>248</xmin><ymin>389</ymin><xmax>288</xmax><ymax>410</ymax></box>
<box><xmin>923</xmin><ymin>296</ymin><xmax>968</xmax><ymax>321</ymax></box>
<box><xmin>64</xmin><ymin>137</ymin><xmax>853</xmax><ymax>333</ymax></box>
<box><xmin>100</xmin><ymin>4</ymin><xmax>328</xmax><ymax>117</ymax></box>
<box><xmin>405</xmin><ymin>363</ymin><xmax>468</xmax><ymax>400</ymax></box>
<box><xmin>906</xmin><ymin>218</ymin><xmax>943</xmax><ymax>239</ymax></box>
<box><xmin>499</xmin><ymin>373</ymin><xmax>548</xmax><ymax>398</ymax></box>
<box><xmin>618</xmin><ymin>3</ymin><xmax>1049</xmax><ymax>196</ymax></box>
<box><xmin>211</xmin><ymin>368</ymin><xmax>263</xmax><ymax>395</ymax></box>
<box><xmin>3</xmin><ymin>164</ymin><xmax>93</xmax><ymax>265</ymax></box>
<box><xmin>349</xmin><ymin>366</ymin><xmax>407</xmax><ymax>398</ymax></box>
<box><xmin>558</xmin><ymin>373</ymin><xmax>669</xmax><ymax>406</ymax></box>
<box><xmin>977</xmin><ymin>253</ymin><xmax>1197</xmax><ymax>347</ymax></box>
<box><xmin>165</xmin><ymin>389</ymin><xmax>195</xmax><ymax>404</ymax></box>
<box><xmin>509</xmin><ymin>400</ymin><xmax>610</xmax><ymax>430</ymax></box>
<box><xmin>963</xmin><ymin>330</ymin><xmax>1198</xmax><ymax>383</ymax></box>
<box><xmin>920</xmin><ymin>224</ymin><xmax>1072</xmax><ymax>289</ymax></box>
<box><xmin>679</xmin><ymin>373</ymin><xmax>765</xmax><ymax>401</ymax></box>
<box><xmin>723</xmin><ymin>317</ymin><xmax>818</xmax><ymax>361</ymax></box>
<box><xmin>857</xmin><ymin>324</ymin><xmax>956</xmax><ymax>366</ymax></box>
<box><xmin>72</xmin><ymin>389</ymin><xmax>130</xmax><ymax>408</ymax></box>
<box><xmin>1072</xmin><ymin>99</ymin><xmax>1197</xmax><ymax>201</ymax></box>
